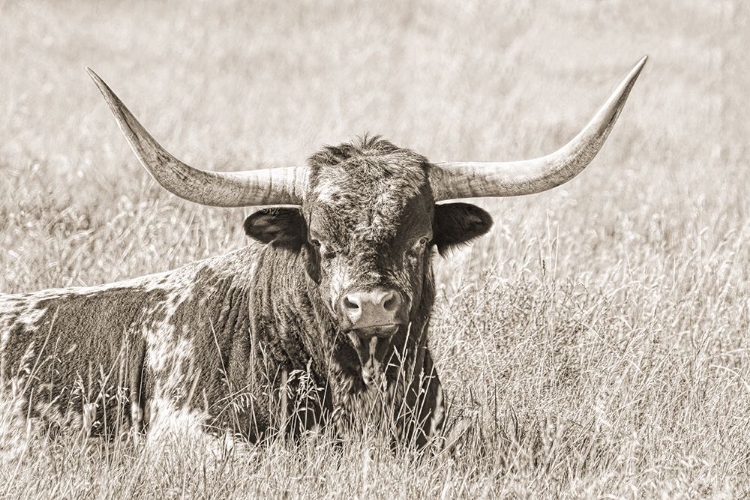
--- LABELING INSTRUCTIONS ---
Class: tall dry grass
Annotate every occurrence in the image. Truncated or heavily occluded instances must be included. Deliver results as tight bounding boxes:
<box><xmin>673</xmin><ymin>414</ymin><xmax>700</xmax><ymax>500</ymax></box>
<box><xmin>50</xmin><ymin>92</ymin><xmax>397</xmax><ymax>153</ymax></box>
<box><xmin>1</xmin><ymin>0</ymin><xmax>749</xmax><ymax>497</ymax></box>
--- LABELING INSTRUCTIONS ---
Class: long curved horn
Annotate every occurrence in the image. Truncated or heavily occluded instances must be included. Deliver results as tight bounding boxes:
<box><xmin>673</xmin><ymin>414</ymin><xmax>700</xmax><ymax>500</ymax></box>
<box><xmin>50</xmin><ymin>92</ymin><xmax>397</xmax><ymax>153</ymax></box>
<box><xmin>430</xmin><ymin>56</ymin><xmax>647</xmax><ymax>201</ymax></box>
<box><xmin>87</xmin><ymin>69</ymin><xmax>306</xmax><ymax>207</ymax></box>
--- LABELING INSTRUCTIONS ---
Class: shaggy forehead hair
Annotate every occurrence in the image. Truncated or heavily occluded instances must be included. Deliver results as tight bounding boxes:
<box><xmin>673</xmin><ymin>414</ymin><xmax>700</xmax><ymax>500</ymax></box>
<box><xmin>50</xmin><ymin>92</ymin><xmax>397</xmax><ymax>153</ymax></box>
<box><xmin>306</xmin><ymin>136</ymin><xmax>432</xmax><ymax>242</ymax></box>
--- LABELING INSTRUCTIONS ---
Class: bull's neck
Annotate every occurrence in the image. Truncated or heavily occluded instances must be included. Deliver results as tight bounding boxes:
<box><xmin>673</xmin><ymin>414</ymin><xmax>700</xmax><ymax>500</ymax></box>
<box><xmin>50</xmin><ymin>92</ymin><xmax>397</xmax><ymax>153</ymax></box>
<box><xmin>251</xmin><ymin>245</ymin><xmax>338</xmax><ymax>366</ymax></box>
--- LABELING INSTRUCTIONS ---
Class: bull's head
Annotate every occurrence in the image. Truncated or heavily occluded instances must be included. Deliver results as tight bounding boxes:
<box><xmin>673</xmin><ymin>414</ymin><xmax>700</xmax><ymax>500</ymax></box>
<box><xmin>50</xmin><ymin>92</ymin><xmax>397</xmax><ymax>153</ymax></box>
<box><xmin>88</xmin><ymin>57</ymin><xmax>646</xmax><ymax>386</ymax></box>
<box><xmin>239</xmin><ymin>139</ymin><xmax>495</xmax><ymax>385</ymax></box>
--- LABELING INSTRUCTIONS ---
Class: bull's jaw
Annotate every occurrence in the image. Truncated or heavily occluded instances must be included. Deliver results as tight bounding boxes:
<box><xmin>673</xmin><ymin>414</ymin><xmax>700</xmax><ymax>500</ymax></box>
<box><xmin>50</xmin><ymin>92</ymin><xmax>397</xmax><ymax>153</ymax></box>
<box><xmin>347</xmin><ymin>326</ymin><xmax>399</xmax><ymax>388</ymax></box>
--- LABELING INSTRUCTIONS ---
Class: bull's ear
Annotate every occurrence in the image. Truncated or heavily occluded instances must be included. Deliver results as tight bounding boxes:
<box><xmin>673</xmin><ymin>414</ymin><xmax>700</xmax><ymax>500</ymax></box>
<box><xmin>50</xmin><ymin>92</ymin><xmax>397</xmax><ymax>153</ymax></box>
<box><xmin>433</xmin><ymin>203</ymin><xmax>493</xmax><ymax>256</ymax></box>
<box><xmin>244</xmin><ymin>208</ymin><xmax>306</xmax><ymax>251</ymax></box>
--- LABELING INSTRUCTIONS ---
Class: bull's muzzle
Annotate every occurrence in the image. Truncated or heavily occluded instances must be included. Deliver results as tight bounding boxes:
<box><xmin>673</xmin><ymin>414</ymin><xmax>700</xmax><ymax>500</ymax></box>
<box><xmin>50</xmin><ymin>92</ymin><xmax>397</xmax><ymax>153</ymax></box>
<box><xmin>341</xmin><ymin>288</ymin><xmax>405</xmax><ymax>330</ymax></box>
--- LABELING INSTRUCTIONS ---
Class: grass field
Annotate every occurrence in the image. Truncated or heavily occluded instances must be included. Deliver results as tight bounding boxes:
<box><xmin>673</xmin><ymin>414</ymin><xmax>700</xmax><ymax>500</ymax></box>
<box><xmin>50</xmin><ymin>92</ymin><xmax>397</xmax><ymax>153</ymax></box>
<box><xmin>1</xmin><ymin>0</ymin><xmax>749</xmax><ymax>498</ymax></box>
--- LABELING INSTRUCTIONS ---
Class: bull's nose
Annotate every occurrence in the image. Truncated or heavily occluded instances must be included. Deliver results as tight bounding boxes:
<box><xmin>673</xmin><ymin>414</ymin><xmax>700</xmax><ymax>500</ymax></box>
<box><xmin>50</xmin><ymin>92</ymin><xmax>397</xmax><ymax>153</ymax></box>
<box><xmin>341</xmin><ymin>288</ymin><xmax>404</xmax><ymax>329</ymax></box>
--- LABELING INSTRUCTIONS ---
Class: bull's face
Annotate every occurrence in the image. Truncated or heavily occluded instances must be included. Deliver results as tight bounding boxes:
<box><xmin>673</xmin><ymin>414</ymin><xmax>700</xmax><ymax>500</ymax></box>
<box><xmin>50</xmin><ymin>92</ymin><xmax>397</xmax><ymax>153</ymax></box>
<box><xmin>243</xmin><ymin>139</ymin><xmax>492</xmax><ymax>385</ymax></box>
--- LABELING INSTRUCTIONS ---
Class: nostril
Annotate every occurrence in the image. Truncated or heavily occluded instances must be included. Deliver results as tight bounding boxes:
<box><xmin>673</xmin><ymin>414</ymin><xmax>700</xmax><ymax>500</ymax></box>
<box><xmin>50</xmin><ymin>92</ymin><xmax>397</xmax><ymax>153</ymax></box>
<box><xmin>343</xmin><ymin>295</ymin><xmax>359</xmax><ymax>310</ymax></box>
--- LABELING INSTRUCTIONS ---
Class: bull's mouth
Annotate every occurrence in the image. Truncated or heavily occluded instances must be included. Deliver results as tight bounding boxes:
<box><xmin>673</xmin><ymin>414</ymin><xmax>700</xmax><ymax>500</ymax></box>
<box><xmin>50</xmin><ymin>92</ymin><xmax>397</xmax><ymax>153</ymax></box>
<box><xmin>349</xmin><ymin>324</ymin><xmax>401</xmax><ymax>338</ymax></box>
<box><xmin>346</xmin><ymin>324</ymin><xmax>404</xmax><ymax>387</ymax></box>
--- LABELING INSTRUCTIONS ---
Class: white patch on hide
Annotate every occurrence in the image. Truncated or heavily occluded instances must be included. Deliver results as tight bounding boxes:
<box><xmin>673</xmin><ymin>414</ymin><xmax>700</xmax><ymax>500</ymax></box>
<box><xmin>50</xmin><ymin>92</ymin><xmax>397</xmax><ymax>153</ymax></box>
<box><xmin>146</xmin><ymin>396</ymin><xmax>208</xmax><ymax>443</ymax></box>
<box><xmin>144</xmin><ymin>285</ymin><xmax>195</xmax><ymax>374</ymax></box>
<box><xmin>329</xmin><ymin>267</ymin><xmax>353</xmax><ymax>308</ymax></box>
<box><xmin>0</xmin><ymin>295</ymin><xmax>48</xmax><ymax>343</ymax></box>
<box><xmin>312</xmin><ymin>175</ymin><xmax>343</xmax><ymax>204</ymax></box>
<box><xmin>430</xmin><ymin>384</ymin><xmax>445</xmax><ymax>437</ymax></box>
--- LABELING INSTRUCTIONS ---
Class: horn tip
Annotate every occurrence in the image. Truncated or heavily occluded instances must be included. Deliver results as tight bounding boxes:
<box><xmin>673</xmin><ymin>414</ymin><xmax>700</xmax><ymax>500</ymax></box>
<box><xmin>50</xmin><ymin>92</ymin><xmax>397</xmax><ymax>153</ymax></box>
<box><xmin>86</xmin><ymin>68</ymin><xmax>121</xmax><ymax>111</ymax></box>
<box><xmin>634</xmin><ymin>55</ymin><xmax>648</xmax><ymax>73</ymax></box>
<box><xmin>620</xmin><ymin>56</ymin><xmax>648</xmax><ymax>91</ymax></box>
<box><xmin>85</xmin><ymin>67</ymin><xmax>100</xmax><ymax>82</ymax></box>
<box><xmin>86</xmin><ymin>67</ymin><xmax>109</xmax><ymax>93</ymax></box>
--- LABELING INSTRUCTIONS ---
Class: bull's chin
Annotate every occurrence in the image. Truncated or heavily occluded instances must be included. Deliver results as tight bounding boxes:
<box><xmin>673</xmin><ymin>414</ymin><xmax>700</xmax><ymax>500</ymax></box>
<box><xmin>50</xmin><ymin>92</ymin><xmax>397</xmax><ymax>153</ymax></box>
<box><xmin>361</xmin><ymin>368</ymin><xmax>386</xmax><ymax>388</ymax></box>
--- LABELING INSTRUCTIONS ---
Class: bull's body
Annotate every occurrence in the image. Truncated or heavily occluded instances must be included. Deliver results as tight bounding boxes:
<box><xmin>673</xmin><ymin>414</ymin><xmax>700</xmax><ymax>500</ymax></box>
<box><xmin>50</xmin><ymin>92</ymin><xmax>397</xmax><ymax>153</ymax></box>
<box><xmin>0</xmin><ymin>241</ymin><xmax>441</xmax><ymax>444</ymax></box>
<box><xmin>0</xmin><ymin>57</ymin><xmax>645</xmax><ymax>447</ymax></box>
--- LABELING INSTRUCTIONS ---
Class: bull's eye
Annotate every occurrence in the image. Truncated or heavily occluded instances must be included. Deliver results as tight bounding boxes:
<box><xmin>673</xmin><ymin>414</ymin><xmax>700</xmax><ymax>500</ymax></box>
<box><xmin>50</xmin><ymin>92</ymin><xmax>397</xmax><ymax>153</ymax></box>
<box><xmin>413</xmin><ymin>236</ymin><xmax>429</xmax><ymax>251</ymax></box>
<box><xmin>311</xmin><ymin>239</ymin><xmax>336</xmax><ymax>260</ymax></box>
<box><xmin>407</xmin><ymin>236</ymin><xmax>430</xmax><ymax>257</ymax></box>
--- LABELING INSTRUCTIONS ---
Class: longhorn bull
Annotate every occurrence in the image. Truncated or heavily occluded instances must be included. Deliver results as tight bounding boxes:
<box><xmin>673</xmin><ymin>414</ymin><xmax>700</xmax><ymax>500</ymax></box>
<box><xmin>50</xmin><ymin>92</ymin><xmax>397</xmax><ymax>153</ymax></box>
<box><xmin>0</xmin><ymin>57</ymin><xmax>647</xmax><ymax>446</ymax></box>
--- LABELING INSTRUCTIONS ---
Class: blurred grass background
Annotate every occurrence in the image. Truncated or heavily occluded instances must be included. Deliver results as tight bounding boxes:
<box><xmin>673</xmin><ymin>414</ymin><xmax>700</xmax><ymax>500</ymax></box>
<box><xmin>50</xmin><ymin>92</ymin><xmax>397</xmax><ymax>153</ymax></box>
<box><xmin>1</xmin><ymin>0</ymin><xmax>749</xmax><ymax>498</ymax></box>
<box><xmin>0</xmin><ymin>1</ymin><xmax>746</xmax><ymax>288</ymax></box>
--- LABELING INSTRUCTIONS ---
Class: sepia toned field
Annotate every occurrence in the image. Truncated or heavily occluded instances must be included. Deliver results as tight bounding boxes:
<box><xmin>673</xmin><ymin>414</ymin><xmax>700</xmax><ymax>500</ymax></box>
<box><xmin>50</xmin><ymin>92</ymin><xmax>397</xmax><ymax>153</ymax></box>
<box><xmin>1</xmin><ymin>0</ymin><xmax>749</xmax><ymax>498</ymax></box>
